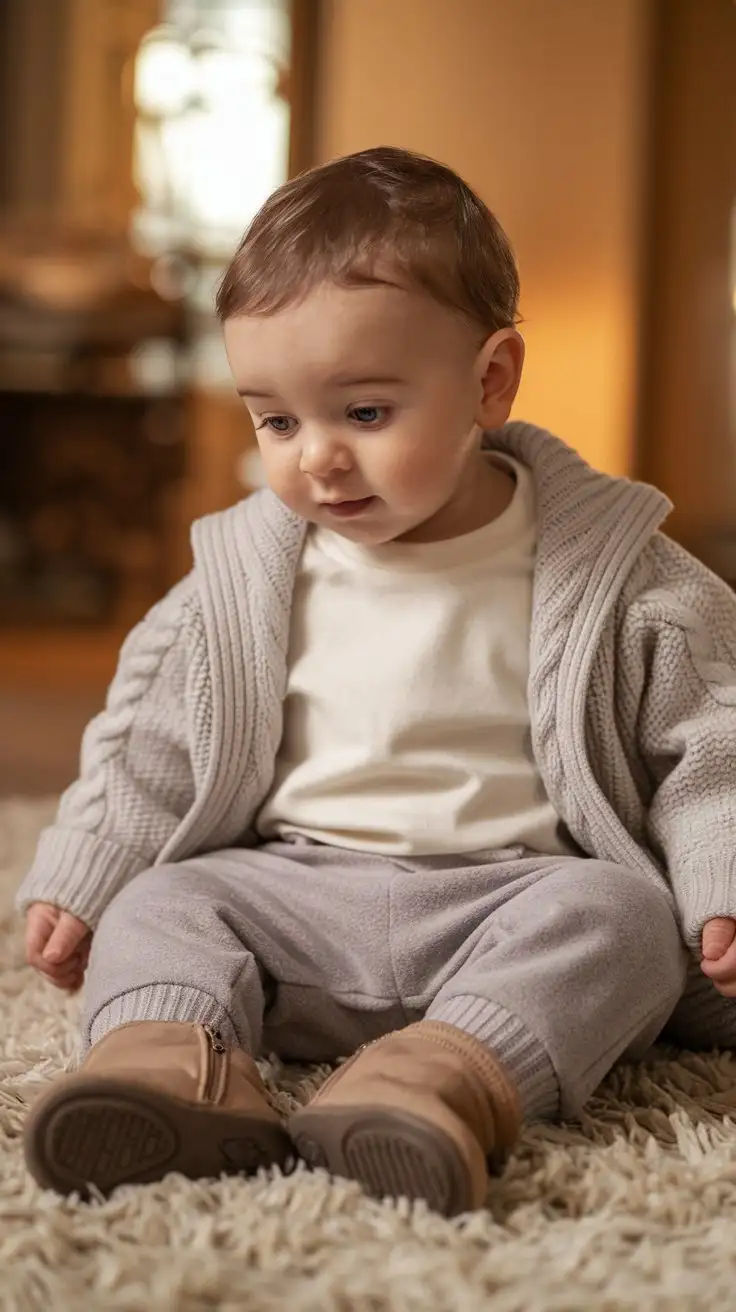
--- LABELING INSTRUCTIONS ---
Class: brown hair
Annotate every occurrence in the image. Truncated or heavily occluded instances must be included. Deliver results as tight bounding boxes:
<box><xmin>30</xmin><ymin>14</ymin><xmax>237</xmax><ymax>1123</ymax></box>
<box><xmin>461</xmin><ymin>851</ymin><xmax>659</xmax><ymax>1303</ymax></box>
<box><xmin>216</xmin><ymin>146</ymin><xmax>519</xmax><ymax>338</ymax></box>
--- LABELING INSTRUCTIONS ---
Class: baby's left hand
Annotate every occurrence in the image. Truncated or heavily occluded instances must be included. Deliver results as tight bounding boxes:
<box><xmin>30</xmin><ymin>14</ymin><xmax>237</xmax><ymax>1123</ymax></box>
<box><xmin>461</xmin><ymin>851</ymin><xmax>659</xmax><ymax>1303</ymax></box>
<box><xmin>701</xmin><ymin>918</ymin><xmax>736</xmax><ymax>996</ymax></box>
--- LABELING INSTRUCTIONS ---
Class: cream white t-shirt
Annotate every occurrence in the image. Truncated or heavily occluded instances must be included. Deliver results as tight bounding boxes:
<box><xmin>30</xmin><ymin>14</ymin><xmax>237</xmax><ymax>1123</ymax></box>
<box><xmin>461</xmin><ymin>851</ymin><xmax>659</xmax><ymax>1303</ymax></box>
<box><xmin>257</xmin><ymin>457</ymin><xmax>567</xmax><ymax>856</ymax></box>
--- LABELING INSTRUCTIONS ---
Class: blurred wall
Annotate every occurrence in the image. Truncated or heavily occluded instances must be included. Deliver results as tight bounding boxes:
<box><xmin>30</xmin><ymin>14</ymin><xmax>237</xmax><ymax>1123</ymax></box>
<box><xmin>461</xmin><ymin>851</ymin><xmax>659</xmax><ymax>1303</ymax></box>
<box><xmin>641</xmin><ymin>0</ymin><xmax>736</xmax><ymax>566</ymax></box>
<box><xmin>0</xmin><ymin>0</ymin><xmax>67</xmax><ymax>214</ymax></box>
<box><xmin>314</xmin><ymin>0</ymin><xmax>654</xmax><ymax>475</ymax></box>
<box><xmin>0</xmin><ymin>0</ymin><xmax>156</xmax><ymax>229</ymax></box>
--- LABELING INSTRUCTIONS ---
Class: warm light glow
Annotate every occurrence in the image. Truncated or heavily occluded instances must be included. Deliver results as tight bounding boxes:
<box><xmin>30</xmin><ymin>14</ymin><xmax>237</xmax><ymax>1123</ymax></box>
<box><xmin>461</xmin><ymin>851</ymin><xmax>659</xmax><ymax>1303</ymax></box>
<box><xmin>132</xmin><ymin>2</ymin><xmax>290</xmax><ymax>260</ymax></box>
<box><xmin>135</xmin><ymin>36</ymin><xmax>192</xmax><ymax>116</ymax></box>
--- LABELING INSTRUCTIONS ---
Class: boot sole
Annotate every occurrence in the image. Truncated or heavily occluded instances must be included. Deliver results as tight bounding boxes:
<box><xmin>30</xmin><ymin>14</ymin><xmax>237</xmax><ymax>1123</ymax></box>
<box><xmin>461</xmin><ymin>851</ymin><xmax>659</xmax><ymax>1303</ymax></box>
<box><xmin>24</xmin><ymin>1076</ymin><xmax>293</xmax><ymax>1196</ymax></box>
<box><xmin>289</xmin><ymin>1104</ymin><xmax>475</xmax><ymax>1217</ymax></box>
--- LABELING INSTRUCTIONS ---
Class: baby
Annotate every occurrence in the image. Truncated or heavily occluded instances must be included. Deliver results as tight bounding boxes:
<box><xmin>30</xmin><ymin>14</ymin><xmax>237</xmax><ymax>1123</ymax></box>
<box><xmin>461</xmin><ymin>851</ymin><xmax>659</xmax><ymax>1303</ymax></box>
<box><xmin>18</xmin><ymin>147</ymin><xmax>736</xmax><ymax>1218</ymax></box>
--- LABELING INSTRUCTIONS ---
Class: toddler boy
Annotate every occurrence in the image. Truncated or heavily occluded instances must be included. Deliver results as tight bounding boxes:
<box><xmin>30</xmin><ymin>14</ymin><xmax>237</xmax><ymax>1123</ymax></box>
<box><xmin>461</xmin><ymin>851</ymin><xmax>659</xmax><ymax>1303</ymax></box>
<box><xmin>18</xmin><ymin>147</ymin><xmax>736</xmax><ymax>1217</ymax></box>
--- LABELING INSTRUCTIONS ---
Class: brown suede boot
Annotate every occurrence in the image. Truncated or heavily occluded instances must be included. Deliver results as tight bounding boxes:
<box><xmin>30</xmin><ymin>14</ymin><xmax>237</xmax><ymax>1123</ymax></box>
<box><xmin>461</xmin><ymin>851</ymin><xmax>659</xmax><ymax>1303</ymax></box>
<box><xmin>24</xmin><ymin>1021</ymin><xmax>292</xmax><ymax>1195</ymax></box>
<box><xmin>288</xmin><ymin>1020</ymin><xmax>521</xmax><ymax>1217</ymax></box>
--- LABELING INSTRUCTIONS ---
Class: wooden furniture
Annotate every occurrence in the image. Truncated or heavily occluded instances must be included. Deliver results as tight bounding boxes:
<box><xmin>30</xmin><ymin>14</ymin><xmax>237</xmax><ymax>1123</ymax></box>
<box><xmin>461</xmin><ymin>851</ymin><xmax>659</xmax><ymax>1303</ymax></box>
<box><xmin>0</xmin><ymin>1</ymin><xmax>320</xmax><ymax>692</ymax></box>
<box><xmin>639</xmin><ymin>0</ymin><xmax>736</xmax><ymax>585</ymax></box>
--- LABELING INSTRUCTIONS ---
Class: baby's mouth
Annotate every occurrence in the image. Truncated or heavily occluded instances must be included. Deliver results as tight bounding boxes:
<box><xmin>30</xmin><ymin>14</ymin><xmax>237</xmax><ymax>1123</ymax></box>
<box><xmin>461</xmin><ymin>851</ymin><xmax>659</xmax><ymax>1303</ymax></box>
<box><xmin>320</xmin><ymin>496</ymin><xmax>377</xmax><ymax>519</ymax></box>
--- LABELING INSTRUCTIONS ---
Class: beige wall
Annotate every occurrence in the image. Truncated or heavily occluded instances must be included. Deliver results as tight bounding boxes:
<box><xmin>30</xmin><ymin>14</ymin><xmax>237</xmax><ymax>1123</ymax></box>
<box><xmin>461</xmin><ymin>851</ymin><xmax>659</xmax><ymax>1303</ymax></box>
<box><xmin>315</xmin><ymin>0</ymin><xmax>653</xmax><ymax>475</ymax></box>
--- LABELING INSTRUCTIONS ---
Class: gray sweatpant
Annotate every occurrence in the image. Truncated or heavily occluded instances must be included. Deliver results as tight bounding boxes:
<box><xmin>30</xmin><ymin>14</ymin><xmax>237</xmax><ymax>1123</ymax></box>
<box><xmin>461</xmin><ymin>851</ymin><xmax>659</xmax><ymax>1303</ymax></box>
<box><xmin>82</xmin><ymin>841</ymin><xmax>688</xmax><ymax>1121</ymax></box>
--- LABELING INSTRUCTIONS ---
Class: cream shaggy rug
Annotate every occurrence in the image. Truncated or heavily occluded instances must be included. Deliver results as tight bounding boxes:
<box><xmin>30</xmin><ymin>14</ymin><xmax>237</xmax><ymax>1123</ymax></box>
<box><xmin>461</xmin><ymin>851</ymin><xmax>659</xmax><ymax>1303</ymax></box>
<box><xmin>4</xmin><ymin>802</ymin><xmax>736</xmax><ymax>1310</ymax></box>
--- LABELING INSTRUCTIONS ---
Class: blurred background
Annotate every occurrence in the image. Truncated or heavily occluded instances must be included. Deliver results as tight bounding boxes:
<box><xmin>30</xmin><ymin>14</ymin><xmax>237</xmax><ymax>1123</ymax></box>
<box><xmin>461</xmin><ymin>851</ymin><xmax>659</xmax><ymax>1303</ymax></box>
<box><xmin>0</xmin><ymin>0</ymin><xmax>733</xmax><ymax>796</ymax></box>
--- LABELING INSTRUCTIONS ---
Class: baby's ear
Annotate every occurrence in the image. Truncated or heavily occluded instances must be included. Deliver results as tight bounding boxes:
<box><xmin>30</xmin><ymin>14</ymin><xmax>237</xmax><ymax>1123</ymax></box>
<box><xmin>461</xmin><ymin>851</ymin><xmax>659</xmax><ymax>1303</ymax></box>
<box><xmin>474</xmin><ymin>328</ymin><xmax>525</xmax><ymax>428</ymax></box>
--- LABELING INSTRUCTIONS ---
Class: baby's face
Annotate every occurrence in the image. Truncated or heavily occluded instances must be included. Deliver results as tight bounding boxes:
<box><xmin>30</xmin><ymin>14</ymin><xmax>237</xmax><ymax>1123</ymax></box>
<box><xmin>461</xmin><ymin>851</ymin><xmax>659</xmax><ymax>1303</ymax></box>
<box><xmin>224</xmin><ymin>278</ymin><xmax>498</xmax><ymax>545</ymax></box>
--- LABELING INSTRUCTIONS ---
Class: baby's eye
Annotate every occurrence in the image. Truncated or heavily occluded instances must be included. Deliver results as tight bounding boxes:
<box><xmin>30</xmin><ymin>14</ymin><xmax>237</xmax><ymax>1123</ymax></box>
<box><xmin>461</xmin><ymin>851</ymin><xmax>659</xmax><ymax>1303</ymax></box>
<box><xmin>348</xmin><ymin>405</ymin><xmax>390</xmax><ymax>427</ymax></box>
<box><xmin>259</xmin><ymin>415</ymin><xmax>297</xmax><ymax>436</ymax></box>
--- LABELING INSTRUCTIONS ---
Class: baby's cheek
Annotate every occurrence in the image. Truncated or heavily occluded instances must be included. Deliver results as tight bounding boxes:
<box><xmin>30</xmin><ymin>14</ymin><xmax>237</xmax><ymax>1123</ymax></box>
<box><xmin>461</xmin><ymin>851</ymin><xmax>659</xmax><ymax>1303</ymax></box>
<box><xmin>405</xmin><ymin>461</ymin><xmax>455</xmax><ymax>509</ymax></box>
<box><xmin>258</xmin><ymin>450</ymin><xmax>299</xmax><ymax>501</ymax></box>
<box><xmin>376</xmin><ymin>444</ymin><xmax>442</xmax><ymax>499</ymax></box>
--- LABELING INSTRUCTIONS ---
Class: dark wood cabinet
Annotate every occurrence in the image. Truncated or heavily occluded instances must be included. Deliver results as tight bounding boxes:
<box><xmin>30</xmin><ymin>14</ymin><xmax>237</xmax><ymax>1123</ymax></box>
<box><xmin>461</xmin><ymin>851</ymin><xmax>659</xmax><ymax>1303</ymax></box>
<box><xmin>639</xmin><ymin>0</ymin><xmax>736</xmax><ymax>586</ymax></box>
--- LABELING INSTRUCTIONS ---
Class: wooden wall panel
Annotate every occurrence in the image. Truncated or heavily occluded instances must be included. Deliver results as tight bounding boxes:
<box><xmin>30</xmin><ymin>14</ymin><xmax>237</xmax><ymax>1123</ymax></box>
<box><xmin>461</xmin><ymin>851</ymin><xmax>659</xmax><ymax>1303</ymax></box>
<box><xmin>640</xmin><ymin>0</ymin><xmax>736</xmax><ymax>577</ymax></box>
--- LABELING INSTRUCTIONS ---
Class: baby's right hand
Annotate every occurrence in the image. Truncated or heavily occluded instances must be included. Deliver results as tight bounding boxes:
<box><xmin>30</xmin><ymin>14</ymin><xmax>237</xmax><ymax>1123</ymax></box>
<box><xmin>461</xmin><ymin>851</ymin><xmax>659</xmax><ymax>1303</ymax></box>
<box><xmin>25</xmin><ymin>902</ymin><xmax>92</xmax><ymax>993</ymax></box>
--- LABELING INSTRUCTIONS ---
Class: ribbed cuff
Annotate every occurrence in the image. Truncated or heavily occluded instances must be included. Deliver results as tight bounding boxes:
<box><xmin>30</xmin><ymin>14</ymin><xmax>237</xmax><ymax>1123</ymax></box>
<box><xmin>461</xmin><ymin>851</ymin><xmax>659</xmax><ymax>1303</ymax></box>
<box><xmin>428</xmin><ymin>994</ymin><xmax>559</xmax><ymax>1122</ymax></box>
<box><xmin>676</xmin><ymin>849</ymin><xmax>736</xmax><ymax>952</ymax></box>
<box><xmin>86</xmin><ymin>985</ymin><xmax>240</xmax><ymax>1053</ymax></box>
<box><xmin>14</xmin><ymin>825</ymin><xmax>149</xmax><ymax>929</ymax></box>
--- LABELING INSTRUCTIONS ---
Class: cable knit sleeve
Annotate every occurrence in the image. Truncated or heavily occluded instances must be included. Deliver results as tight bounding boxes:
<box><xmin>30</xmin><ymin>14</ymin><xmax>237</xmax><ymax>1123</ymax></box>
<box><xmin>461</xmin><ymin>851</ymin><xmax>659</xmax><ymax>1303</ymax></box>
<box><xmin>633</xmin><ymin>542</ymin><xmax>736</xmax><ymax>951</ymax></box>
<box><xmin>14</xmin><ymin>575</ymin><xmax>199</xmax><ymax>929</ymax></box>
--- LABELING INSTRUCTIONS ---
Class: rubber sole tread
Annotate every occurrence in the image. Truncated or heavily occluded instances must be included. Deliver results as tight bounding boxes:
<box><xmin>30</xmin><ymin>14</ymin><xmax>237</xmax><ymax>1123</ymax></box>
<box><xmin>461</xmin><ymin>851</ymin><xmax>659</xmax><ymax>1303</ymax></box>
<box><xmin>289</xmin><ymin>1104</ymin><xmax>474</xmax><ymax>1217</ymax></box>
<box><xmin>24</xmin><ymin>1078</ymin><xmax>292</xmax><ymax>1196</ymax></box>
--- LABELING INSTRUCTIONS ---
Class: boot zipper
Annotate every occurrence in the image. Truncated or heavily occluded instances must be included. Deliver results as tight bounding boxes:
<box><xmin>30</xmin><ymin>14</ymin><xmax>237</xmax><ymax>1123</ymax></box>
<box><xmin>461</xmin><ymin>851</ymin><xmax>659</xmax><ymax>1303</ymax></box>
<box><xmin>202</xmin><ymin>1024</ymin><xmax>226</xmax><ymax>1104</ymax></box>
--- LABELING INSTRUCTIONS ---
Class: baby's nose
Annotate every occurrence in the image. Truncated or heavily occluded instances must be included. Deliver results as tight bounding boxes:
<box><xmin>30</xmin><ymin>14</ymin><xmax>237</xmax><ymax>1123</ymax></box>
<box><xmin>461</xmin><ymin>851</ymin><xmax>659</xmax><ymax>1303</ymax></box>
<box><xmin>299</xmin><ymin>433</ymin><xmax>352</xmax><ymax>477</ymax></box>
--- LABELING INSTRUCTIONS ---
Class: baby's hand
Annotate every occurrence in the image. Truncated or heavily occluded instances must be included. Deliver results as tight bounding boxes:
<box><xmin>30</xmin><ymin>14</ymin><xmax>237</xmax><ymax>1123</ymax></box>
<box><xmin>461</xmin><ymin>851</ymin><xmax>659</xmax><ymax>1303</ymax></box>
<box><xmin>701</xmin><ymin>918</ymin><xmax>736</xmax><ymax>997</ymax></box>
<box><xmin>25</xmin><ymin>902</ymin><xmax>92</xmax><ymax>993</ymax></box>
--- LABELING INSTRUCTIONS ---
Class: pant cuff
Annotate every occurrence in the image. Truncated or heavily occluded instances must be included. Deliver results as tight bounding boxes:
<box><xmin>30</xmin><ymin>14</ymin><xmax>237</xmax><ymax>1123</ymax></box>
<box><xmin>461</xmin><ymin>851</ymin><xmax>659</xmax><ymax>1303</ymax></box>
<box><xmin>86</xmin><ymin>985</ymin><xmax>240</xmax><ymax>1052</ymax></box>
<box><xmin>428</xmin><ymin>993</ymin><xmax>559</xmax><ymax>1121</ymax></box>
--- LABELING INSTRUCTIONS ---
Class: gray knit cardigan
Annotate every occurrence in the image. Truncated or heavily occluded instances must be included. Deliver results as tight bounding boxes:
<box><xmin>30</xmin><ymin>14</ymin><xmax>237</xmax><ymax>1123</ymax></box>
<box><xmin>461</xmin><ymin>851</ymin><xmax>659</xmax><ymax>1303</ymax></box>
<box><xmin>16</xmin><ymin>423</ymin><xmax>736</xmax><ymax>1043</ymax></box>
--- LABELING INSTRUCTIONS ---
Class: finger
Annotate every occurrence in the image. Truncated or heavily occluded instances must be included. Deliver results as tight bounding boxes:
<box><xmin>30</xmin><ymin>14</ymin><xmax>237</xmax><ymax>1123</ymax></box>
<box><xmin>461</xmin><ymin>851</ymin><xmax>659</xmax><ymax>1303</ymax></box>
<box><xmin>702</xmin><ymin>918</ymin><xmax>736</xmax><ymax>962</ymax></box>
<box><xmin>34</xmin><ymin>952</ymin><xmax>85</xmax><ymax>979</ymax></box>
<box><xmin>36</xmin><ymin>962</ymin><xmax>83</xmax><ymax>987</ymax></box>
<box><xmin>712</xmin><ymin>978</ymin><xmax>736</xmax><ymax>1000</ymax></box>
<box><xmin>25</xmin><ymin>905</ymin><xmax>58</xmax><ymax>960</ymax></box>
<box><xmin>57</xmin><ymin>963</ymin><xmax>85</xmax><ymax>983</ymax></box>
<box><xmin>47</xmin><ymin>972</ymin><xmax>84</xmax><ymax>993</ymax></box>
<box><xmin>43</xmin><ymin>913</ymin><xmax>90</xmax><ymax>964</ymax></box>
<box><xmin>701</xmin><ymin>937</ymin><xmax>736</xmax><ymax>982</ymax></box>
<box><xmin>46</xmin><ymin>969</ymin><xmax>83</xmax><ymax>988</ymax></box>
